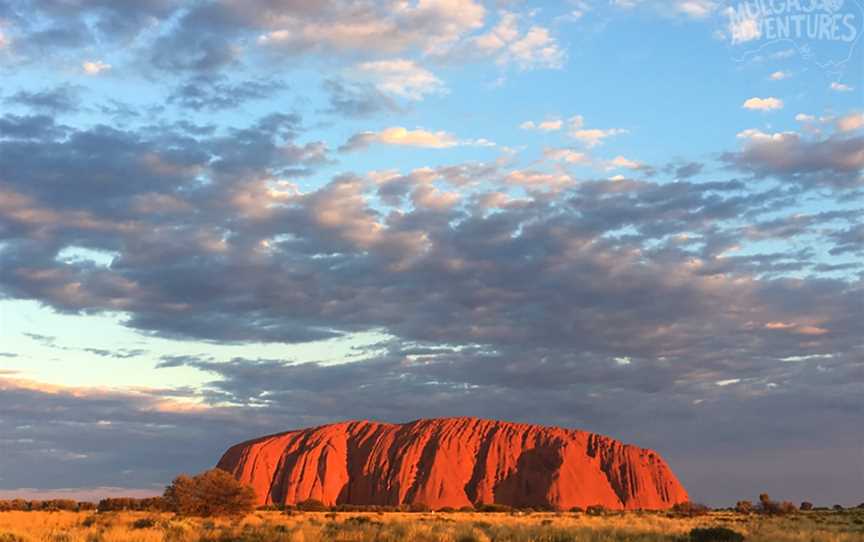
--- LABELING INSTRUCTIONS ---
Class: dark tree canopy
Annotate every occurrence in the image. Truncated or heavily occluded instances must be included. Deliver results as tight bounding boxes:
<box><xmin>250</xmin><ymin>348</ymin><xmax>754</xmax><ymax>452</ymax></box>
<box><xmin>163</xmin><ymin>468</ymin><xmax>256</xmax><ymax>517</ymax></box>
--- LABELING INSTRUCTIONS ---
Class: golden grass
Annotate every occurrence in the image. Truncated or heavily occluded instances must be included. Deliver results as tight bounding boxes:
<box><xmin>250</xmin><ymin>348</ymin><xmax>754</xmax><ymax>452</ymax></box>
<box><xmin>0</xmin><ymin>509</ymin><xmax>862</xmax><ymax>542</ymax></box>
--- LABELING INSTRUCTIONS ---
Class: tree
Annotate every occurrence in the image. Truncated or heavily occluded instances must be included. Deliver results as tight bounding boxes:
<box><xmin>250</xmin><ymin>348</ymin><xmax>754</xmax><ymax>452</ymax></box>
<box><xmin>672</xmin><ymin>501</ymin><xmax>710</xmax><ymax>517</ymax></box>
<box><xmin>735</xmin><ymin>500</ymin><xmax>753</xmax><ymax>514</ymax></box>
<box><xmin>755</xmin><ymin>493</ymin><xmax>796</xmax><ymax>516</ymax></box>
<box><xmin>163</xmin><ymin>468</ymin><xmax>256</xmax><ymax>517</ymax></box>
<box><xmin>800</xmin><ymin>501</ymin><xmax>813</xmax><ymax>511</ymax></box>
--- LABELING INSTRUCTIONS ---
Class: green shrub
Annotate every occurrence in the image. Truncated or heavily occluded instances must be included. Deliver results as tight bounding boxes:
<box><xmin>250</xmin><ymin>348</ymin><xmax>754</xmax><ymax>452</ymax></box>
<box><xmin>690</xmin><ymin>526</ymin><xmax>745</xmax><ymax>542</ymax></box>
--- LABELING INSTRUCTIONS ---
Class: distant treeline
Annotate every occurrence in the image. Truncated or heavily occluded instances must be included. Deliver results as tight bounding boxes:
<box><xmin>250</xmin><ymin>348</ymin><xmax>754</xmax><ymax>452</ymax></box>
<box><xmin>0</xmin><ymin>499</ymin><xmax>94</xmax><ymax>512</ymax></box>
<box><xmin>0</xmin><ymin>497</ymin><xmax>167</xmax><ymax>513</ymax></box>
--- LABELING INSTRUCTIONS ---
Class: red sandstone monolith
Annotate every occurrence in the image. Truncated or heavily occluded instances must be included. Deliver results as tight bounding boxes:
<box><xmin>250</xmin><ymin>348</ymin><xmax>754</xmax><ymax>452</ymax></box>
<box><xmin>216</xmin><ymin>417</ymin><xmax>689</xmax><ymax>510</ymax></box>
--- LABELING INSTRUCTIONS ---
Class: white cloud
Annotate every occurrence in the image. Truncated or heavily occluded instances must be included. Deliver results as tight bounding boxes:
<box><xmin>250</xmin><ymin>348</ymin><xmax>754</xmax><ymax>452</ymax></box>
<box><xmin>342</xmin><ymin>127</ymin><xmax>459</xmax><ymax>151</ymax></box>
<box><xmin>257</xmin><ymin>0</ymin><xmax>486</xmax><ymax>59</ymax></box>
<box><xmin>609</xmin><ymin>155</ymin><xmax>642</xmax><ymax>169</ymax></box>
<box><xmin>544</xmin><ymin>148</ymin><xmax>590</xmax><ymax>164</ymax></box>
<box><xmin>742</xmin><ymin>97</ymin><xmax>784</xmax><ymax>111</ymax></box>
<box><xmin>568</xmin><ymin>115</ymin><xmax>585</xmax><ymax>130</ymax></box>
<box><xmin>505</xmin><ymin>26</ymin><xmax>565</xmax><ymax>70</ymax></box>
<box><xmin>611</xmin><ymin>0</ymin><xmax>717</xmax><ymax>19</ymax></box>
<box><xmin>467</xmin><ymin>12</ymin><xmax>565</xmax><ymax>70</ymax></box>
<box><xmin>570</xmin><ymin>127</ymin><xmax>628</xmax><ymax>147</ymax></box>
<box><xmin>353</xmin><ymin>59</ymin><xmax>446</xmax><ymax>100</ymax></box>
<box><xmin>0</xmin><ymin>30</ymin><xmax>8</xmax><ymax>49</ymax></box>
<box><xmin>736</xmin><ymin>128</ymin><xmax>796</xmax><ymax>142</ymax></box>
<box><xmin>374</xmin><ymin>126</ymin><xmax>458</xmax><ymax>148</ymax></box>
<box><xmin>520</xmin><ymin>118</ymin><xmax>563</xmax><ymax>132</ymax></box>
<box><xmin>553</xmin><ymin>115</ymin><xmax>628</xmax><ymax>147</ymax></box>
<box><xmin>472</xmin><ymin>11</ymin><xmax>519</xmax><ymax>54</ymax></box>
<box><xmin>411</xmin><ymin>184</ymin><xmax>461</xmax><ymax>211</ymax></box>
<box><xmin>82</xmin><ymin>60</ymin><xmax>111</xmax><ymax>75</ymax></box>
<box><xmin>769</xmin><ymin>71</ymin><xmax>788</xmax><ymax>81</ymax></box>
<box><xmin>504</xmin><ymin>170</ymin><xmax>573</xmax><ymax>190</ymax></box>
<box><xmin>795</xmin><ymin>113</ymin><xmax>815</xmax><ymax>122</ymax></box>
<box><xmin>830</xmin><ymin>82</ymin><xmax>854</xmax><ymax>92</ymax></box>
<box><xmin>676</xmin><ymin>0</ymin><xmax>717</xmax><ymax>19</ymax></box>
<box><xmin>836</xmin><ymin>112</ymin><xmax>864</xmax><ymax>133</ymax></box>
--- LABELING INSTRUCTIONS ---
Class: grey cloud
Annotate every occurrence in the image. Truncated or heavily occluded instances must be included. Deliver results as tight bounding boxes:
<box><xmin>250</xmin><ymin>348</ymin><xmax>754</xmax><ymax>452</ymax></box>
<box><xmin>665</xmin><ymin>161</ymin><xmax>704</xmax><ymax>179</ymax></box>
<box><xmin>723</xmin><ymin>133</ymin><xmax>864</xmax><ymax>188</ymax></box>
<box><xmin>0</xmin><ymin>114</ymin><xmax>66</xmax><ymax>140</ymax></box>
<box><xmin>321</xmin><ymin>78</ymin><xmax>400</xmax><ymax>118</ymax></box>
<box><xmin>0</xmin><ymin>376</ymin><xmax>266</xmax><ymax>491</ymax></box>
<box><xmin>3</xmin><ymin>0</ymin><xmax>178</xmax><ymax>59</ymax></box>
<box><xmin>5</xmin><ymin>85</ymin><xmax>80</xmax><ymax>113</ymax></box>
<box><xmin>81</xmin><ymin>348</ymin><xmax>148</xmax><ymax>359</ymax></box>
<box><xmin>828</xmin><ymin>224</ymin><xmax>864</xmax><ymax>256</ymax></box>
<box><xmin>167</xmin><ymin>76</ymin><xmax>287</xmax><ymax>111</ymax></box>
<box><xmin>338</xmin><ymin>131</ymin><xmax>376</xmax><ymax>153</ymax></box>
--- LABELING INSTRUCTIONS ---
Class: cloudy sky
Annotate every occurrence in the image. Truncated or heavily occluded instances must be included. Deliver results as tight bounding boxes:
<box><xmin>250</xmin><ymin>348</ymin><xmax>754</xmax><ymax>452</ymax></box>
<box><xmin>0</xmin><ymin>0</ymin><xmax>862</xmax><ymax>507</ymax></box>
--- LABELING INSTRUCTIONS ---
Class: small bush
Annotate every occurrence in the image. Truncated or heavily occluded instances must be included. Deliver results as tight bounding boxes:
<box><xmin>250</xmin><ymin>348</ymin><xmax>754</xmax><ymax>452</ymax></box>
<box><xmin>673</xmin><ymin>502</ymin><xmax>711</xmax><ymax>517</ymax></box>
<box><xmin>132</xmin><ymin>517</ymin><xmax>158</xmax><ymax>529</ymax></box>
<box><xmin>586</xmin><ymin>505</ymin><xmax>606</xmax><ymax>516</ymax></box>
<box><xmin>97</xmin><ymin>497</ymin><xmax>166</xmax><ymax>512</ymax></box>
<box><xmin>408</xmin><ymin>502</ymin><xmax>430</xmax><ymax>512</ymax></box>
<box><xmin>735</xmin><ymin>500</ymin><xmax>753</xmax><ymax>514</ymax></box>
<box><xmin>475</xmin><ymin>503</ymin><xmax>512</xmax><ymax>513</ymax></box>
<box><xmin>295</xmin><ymin>499</ymin><xmax>328</xmax><ymax>512</ymax></box>
<box><xmin>800</xmin><ymin>501</ymin><xmax>813</xmax><ymax>511</ymax></box>
<box><xmin>690</xmin><ymin>526</ymin><xmax>745</xmax><ymax>542</ymax></box>
<box><xmin>755</xmin><ymin>494</ymin><xmax>796</xmax><ymax>516</ymax></box>
<box><xmin>0</xmin><ymin>534</ymin><xmax>25</xmax><ymax>542</ymax></box>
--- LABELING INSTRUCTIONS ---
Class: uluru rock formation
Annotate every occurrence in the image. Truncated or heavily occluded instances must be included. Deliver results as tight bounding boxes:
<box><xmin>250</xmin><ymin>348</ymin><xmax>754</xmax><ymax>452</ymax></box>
<box><xmin>216</xmin><ymin>417</ymin><xmax>689</xmax><ymax>511</ymax></box>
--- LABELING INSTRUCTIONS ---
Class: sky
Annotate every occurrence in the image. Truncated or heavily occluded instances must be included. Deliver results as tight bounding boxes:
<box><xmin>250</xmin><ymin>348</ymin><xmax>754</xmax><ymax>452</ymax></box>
<box><xmin>0</xmin><ymin>0</ymin><xmax>862</xmax><ymax>508</ymax></box>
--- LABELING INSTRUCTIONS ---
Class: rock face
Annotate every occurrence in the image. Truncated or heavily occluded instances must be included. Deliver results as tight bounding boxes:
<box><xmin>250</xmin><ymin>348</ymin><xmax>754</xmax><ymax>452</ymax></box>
<box><xmin>216</xmin><ymin>417</ymin><xmax>689</xmax><ymax>510</ymax></box>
